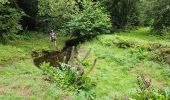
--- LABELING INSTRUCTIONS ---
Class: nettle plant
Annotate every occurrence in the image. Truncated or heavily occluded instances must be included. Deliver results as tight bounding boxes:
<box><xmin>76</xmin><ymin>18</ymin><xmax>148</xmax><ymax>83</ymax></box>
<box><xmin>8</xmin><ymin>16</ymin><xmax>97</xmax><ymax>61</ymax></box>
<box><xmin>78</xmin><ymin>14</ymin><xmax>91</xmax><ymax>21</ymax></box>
<box><xmin>41</xmin><ymin>62</ymin><xmax>96</xmax><ymax>98</ymax></box>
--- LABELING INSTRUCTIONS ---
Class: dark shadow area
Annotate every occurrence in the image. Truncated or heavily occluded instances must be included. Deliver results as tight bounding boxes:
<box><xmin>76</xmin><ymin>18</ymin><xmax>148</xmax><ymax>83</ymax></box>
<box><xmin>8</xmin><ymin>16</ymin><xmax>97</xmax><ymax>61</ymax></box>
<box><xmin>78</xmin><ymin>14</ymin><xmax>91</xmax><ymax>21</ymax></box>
<box><xmin>17</xmin><ymin>0</ymin><xmax>38</xmax><ymax>31</ymax></box>
<box><xmin>31</xmin><ymin>37</ymin><xmax>87</xmax><ymax>67</ymax></box>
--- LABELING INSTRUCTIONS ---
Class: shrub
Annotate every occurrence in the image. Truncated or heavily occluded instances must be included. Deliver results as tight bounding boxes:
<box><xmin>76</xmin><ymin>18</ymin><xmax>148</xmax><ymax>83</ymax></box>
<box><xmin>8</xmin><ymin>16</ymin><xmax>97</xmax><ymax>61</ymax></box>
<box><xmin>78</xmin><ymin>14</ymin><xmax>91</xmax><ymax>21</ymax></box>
<box><xmin>65</xmin><ymin>1</ymin><xmax>112</xmax><ymax>38</ymax></box>
<box><xmin>162</xmin><ymin>69</ymin><xmax>170</xmax><ymax>78</ymax></box>
<box><xmin>0</xmin><ymin>1</ymin><xmax>24</xmax><ymax>43</ymax></box>
<box><xmin>131</xmin><ymin>74</ymin><xmax>170</xmax><ymax>99</ymax></box>
<box><xmin>130</xmin><ymin>48</ymin><xmax>149</xmax><ymax>60</ymax></box>
<box><xmin>149</xmin><ymin>47</ymin><xmax>170</xmax><ymax>63</ymax></box>
<box><xmin>40</xmin><ymin>63</ymin><xmax>96</xmax><ymax>99</ymax></box>
<box><xmin>37</xmin><ymin>0</ymin><xmax>78</xmax><ymax>32</ymax></box>
<box><xmin>98</xmin><ymin>37</ymin><xmax>113</xmax><ymax>46</ymax></box>
<box><xmin>151</xmin><ymin>0</ymin><xmax>170</xmax><ymax>35</ymax></box>
<box><xmin>100</xmin><ymin>0</ymin><xmax>140</xmax><ymax>29</ymax></box>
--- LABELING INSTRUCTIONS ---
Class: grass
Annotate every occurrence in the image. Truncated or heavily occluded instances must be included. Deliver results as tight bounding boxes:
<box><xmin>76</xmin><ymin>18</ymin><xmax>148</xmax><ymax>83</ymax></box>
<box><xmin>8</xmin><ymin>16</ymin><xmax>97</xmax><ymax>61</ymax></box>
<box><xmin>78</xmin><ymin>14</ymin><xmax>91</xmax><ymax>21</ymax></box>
<box><xmin>0</xmin><ymin>28</ymin><xmax>170</xmax><ymax>99</ymax></box>
<box><xmin>0</xmin><ymin>33</ymin><xmax>70</xmax><ymax>99</ymax></box>
<box><xmin>80</xmin><ymin>27</ymin><xmax>170</xmax><ymax>99</ymax></box>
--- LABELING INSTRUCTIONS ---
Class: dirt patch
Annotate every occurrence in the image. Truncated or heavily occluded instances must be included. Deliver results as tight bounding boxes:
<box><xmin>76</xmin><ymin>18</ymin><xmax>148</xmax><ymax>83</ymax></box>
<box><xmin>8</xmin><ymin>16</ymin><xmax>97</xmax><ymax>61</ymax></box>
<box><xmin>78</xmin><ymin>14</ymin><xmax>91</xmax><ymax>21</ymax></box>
<box><xmin>0</xmin><ymin>64</ymin><xmax>4</xmax><ymax>67</ymax></box>
<box><xmin>17</xmin><ymin>86</ymin><xmax>31</xmax><ymax>97</ymax></box>
<box><xmin>146</xmin><ymin>75</ymin><xmax>169</xmax><ymax>88</ymax></box>
<box><xmin>61</xmin><ymin>96</ymin><xmax>72</xmax><ymax>100</ymax></box>
<box><xmin>10</xmin><ymin>85</ymin><xmax>31</xmax><ymax>98</ymax></box>
<box><xmin>130</xmin><ymin>62</ymin><xmax>144</xmax><ymax>72</ymax></box>
<box><xmin>0</xmin><ymin>85</ymin><xmax>8</xmax><ymax>94</ymax></box>
<box><xmin>78</xmin><ymin>47</ymin><xmax>87</xmax><ymax>58</ymax></box>
<box><xmin>165</xmin><ymin>54</ymin><xmax>170</xmax><ymax>65</ymax></box>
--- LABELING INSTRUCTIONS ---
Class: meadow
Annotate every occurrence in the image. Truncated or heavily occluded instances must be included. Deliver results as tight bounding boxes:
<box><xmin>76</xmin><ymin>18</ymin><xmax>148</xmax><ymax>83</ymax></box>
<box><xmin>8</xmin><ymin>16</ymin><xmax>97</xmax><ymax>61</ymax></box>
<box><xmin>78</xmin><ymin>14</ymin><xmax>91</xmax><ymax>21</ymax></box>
<box><xmin>0</xmin><ymin>27</ymin><xmax>170</xmax><ymax>99</ymax></box>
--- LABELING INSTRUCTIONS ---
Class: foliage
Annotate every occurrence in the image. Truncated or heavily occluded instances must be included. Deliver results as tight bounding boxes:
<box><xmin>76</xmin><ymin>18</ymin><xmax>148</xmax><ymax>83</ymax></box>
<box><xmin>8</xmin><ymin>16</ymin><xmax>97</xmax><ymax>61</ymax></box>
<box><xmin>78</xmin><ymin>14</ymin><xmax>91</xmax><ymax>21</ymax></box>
<box><xmin>138</xmin><ymin>0</ymin><xmax>155</xmax><ymax>26</ymax></box>
<box><xmin>16</xmin><ymin>0</ymin><xmax>38</xmax><ymax>30</ymax></box>
<box><xmin>0</xmin><ymin>28</ymin><xmax>170</xmax><ymax>99</ymax></box>
<box><xmin>0</xmin><ymin>1</ymin><xmax>24</xmax><ymax>43</ymax></box>
<box><xmin>40</xmin><ymin>63</ymin><xmax>96</xmax><ymax>99</ymax></box>
<box><xmin>0</xmin><ymin>0</ymin><xmax>8</xmax><ymax>4</ymax></box>
<box><xmin>98</xmin><ymin>32</ymin><xmax>169</xmax><ymax>63</ymax></box>
<box><xmin>65</xmin><ymin>1</ymin><xmax>112</xmax><ymax>37</ymax></box>
<box><xmin>37</xmin><ymin>0</ymin><xmax>78</xmax><ymax>32</ymax></box>
<box><xmin>99</xmin><ymin>0</ymin><xmax>140</xmax><ymax>29</ymax></box>
<box><xmin>162</xmin><ymin>69</ymin><xmax>170</xmax><ymax>78</ymax></box>
<box><xmin>131</xmin><ymin>74</ymin><xmax>170</xmax><ymax>99</ymax></box>
<box><xmin>151</xmin><ymin>0</ymin><xmax>170</xmax><ymax>34</ymax></box>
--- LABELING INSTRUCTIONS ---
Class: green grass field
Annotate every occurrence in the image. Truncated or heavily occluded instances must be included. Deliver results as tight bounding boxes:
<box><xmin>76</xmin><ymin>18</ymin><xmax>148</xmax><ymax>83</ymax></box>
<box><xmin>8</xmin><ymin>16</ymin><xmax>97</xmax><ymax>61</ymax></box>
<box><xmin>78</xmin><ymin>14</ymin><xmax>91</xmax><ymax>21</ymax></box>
<box><xmin>82</xmin><ymin>27</ymin><xmax>170</xmax><ymax>99</ymax></box>
<box><xmin>0</xmin><ymin>28</ymin><xmax>170</xmax><ymax>99</ymax></box>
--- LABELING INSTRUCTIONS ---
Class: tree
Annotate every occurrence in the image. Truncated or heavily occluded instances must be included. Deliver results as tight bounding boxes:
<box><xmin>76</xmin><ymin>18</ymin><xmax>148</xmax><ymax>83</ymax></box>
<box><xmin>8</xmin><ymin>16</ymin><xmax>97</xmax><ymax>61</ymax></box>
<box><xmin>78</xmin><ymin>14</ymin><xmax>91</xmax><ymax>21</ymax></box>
<box><xmin>99</xmin><ymin>0</ymin><xmax>140</xmax><ymax>29</ymax></box>
<box><xmin>138</xmin><ymin>0</ymin><xmax>155</xmax><ymax>26</ymax></box>
<box><xmin>151</xmin><ymin>0</ymin><xmax>170</xmax><ymax>34</ymax></box>
<box><xmin>65</xmin><ymin>1</ymin><xmax>112</xmax><ymax>38</ymax></box>
<box><xmin>17</xmin><ymin>0</ymin><xmax>38</xmax><ymax>30</ymax></box>
<box><xmin>37</xmin><ymin>0</ymin><xmax>78</xmax><ymax>32</ymax></box>
<box><xmin>0</xmin><ymin>0</ymin><xmax>24</xmax><ymax>43</ymax></box>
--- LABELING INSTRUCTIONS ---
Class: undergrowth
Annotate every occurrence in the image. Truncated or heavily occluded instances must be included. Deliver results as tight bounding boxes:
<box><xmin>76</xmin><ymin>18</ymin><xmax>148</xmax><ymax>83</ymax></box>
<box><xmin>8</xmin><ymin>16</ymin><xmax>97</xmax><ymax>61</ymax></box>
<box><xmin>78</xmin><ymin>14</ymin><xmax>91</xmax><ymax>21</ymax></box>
<box><xmin>41</xmin><ymin>63</ymin><xmax>96</xmax><ymax>99</ymax></box>
<box><xmin>0</xmin><ymin>28</ymin><xmax>169</xmax><ymax>99</ymax></box>
<box><xmin>131</xmin><ymin>74</ymin><xmax>170</xmax><ymax>99</ymax></box>
<box><xmin>98</xmin><ymin>33</ymin><xmax>170</xmax><ymax>63</ymax></box>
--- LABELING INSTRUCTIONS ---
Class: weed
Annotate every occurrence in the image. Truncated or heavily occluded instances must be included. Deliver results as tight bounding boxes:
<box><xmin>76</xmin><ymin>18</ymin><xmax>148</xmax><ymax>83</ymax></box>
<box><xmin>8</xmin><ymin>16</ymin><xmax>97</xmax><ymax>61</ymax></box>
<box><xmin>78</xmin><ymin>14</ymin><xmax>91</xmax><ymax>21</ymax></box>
<box><xmin>162</xmin><ymin>69</ymin><xmax>170</xmax><ymax>78</ymax></box>
<box><xmin>40</xmin><ymin>62</ymin><xmax>96</xmax><ymax>99</ymax></box>
<box><xmin>131</xmin><ymin>74</ymin><xmax>170</xmax><ymax>99</ymax></box>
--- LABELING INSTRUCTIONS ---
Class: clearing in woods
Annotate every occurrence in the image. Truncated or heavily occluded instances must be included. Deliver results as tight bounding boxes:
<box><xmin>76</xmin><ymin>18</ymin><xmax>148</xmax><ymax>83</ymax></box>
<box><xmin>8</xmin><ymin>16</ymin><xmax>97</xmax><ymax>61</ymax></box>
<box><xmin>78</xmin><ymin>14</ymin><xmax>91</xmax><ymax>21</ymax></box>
<box><xmin>0</xmin><ymin>27</ymin><xmax>170</xmax><ymax>99</ymax></box>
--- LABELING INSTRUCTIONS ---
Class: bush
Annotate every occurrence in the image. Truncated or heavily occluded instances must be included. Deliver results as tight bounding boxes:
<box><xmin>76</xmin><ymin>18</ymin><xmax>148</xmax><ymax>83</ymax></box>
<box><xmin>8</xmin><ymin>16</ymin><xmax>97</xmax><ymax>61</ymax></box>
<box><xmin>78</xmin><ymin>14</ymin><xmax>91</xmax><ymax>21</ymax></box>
<box><xmin>100</xmin><ymin>0</ymin><xmax>140</xmax><ymax>29</ymax></box>
<box><xmin>98</xmin><ymin>37</ymin><xmax>113</xmax><ymax>46</ymax></box>
<box><xmin>131</xmin><ymin>74</ymin><xmax>170</xmax><ymax>99</ymax></box>
<box><xmin>151</xmin><ymin>0</ymin><xmax>170</xmax><ymax>35</ymax></box>
<box><xmin>37</xmin><ymin>0</ymin><xmax>78</xmax><ymax>32</ymax></box>
<box><xmin>0</xmin><ymin>1</ymin><xmax>24</xmax><ymax>43</ymax></box>
<box><xmin>40</xmin><ymin>63</ymin><xmax>96</xmax><ymax>99</ymax></box>
<box><xmin>162</xmin><ymin>69</ymin><xmax>170</xmax><ymax>78</ymax></box>
<box><xmin>130</xmin><ymin>48</ymin><xmax>149</xmax><ymax>60</ymax></box>
<box><xmin>65</xmin><ymin>1</ymin><xmax>112</xmax><ymax>37</ymax></box>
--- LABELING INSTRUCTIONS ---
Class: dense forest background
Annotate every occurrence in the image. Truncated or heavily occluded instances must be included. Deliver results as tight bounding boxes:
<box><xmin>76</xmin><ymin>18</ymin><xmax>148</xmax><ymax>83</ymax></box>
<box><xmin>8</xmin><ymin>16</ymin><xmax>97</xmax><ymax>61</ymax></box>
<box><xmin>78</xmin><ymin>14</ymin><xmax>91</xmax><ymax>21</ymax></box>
<box><xmin>1</xmin><ymin>0</ymin><xmax>170</xmax><ymax>42</ymax></box>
